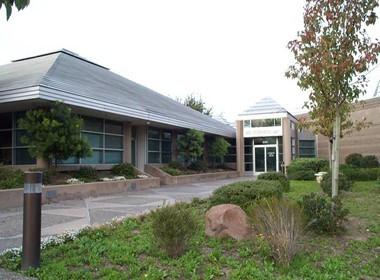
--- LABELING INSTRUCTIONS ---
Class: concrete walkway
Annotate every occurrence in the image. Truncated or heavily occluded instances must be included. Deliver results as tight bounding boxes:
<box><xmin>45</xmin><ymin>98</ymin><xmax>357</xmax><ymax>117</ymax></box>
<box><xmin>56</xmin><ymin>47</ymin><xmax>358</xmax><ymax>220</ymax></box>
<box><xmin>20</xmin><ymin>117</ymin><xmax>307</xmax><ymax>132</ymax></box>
<box><xmin>0</xmin><ymin>176</ymin><xmax>251</xmax><ymax>254</ymax></box>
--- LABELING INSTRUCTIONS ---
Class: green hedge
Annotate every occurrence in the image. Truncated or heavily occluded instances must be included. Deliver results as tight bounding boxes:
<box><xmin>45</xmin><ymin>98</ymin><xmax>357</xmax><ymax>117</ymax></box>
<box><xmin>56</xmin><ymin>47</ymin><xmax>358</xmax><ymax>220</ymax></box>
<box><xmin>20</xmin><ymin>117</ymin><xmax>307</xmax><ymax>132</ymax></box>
<box><xmin>286</xmin><ymin>158</ymin><xmax>329</xmax><ymax>181</ymax></box>
<box><xmin>208</xmin><ymin>180</ymin><xmax>282</xmax><ymax>211</ymax></box>
<box><xmin>257</xmin><ymin>171</ymin><xmax>290</xmax><ymax>192</ymax></box>
<box><xmin>340</xmin><ymin>165</ymin><xmax>378</xmax><ymax>181</ymax></box>
<box><xmin>320</xmin><ymin>171</ymin><xmax>354</xmax><ymax>196</ymax></box>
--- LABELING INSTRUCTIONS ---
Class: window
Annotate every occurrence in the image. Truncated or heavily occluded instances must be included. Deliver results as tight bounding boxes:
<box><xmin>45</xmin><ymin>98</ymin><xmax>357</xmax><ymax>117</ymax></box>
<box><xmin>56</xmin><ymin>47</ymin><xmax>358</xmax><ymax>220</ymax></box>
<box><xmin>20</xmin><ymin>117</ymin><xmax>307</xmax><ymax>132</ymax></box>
<box><xmin>79</xmin><ymin>117</ymin><xmax>124</xmax><ymax>164</ymax></box>
<box><xmin>299</xmin><ymin>140</ymin><xmax>315</xmax><ymax>158</ymax></box>
<box><xmin>147</xmin><ymin>128</ymin><xmax>172</xmax><ymax>164</ymax></box>
<box><xmin>249</xmin><ymin>118</ymin><xmax>282</xmax><ymax>128</ymax></box>
<box><xmin>291</xmin><ymin>137</ymin><xmax>296</xmax><ymax>160</ymax></box>
<box><xmin>0</xmin><ymin>112</ymin><xmax>36</xmax><ymax>165</ymax></box>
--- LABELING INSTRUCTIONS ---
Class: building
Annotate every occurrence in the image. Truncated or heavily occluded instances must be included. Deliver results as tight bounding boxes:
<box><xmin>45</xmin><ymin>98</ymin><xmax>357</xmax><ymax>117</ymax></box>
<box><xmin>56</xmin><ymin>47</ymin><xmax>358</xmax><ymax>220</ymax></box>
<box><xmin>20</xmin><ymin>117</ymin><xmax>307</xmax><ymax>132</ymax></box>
<box><xmin>316</xmin><ymin>96</ymin><xmax>380</xmax><ymax>163</ymax></box>
<box><xmin>0</xmin><ymin>49</ymin><xmax>236</xmax><ymax>171</ymax></box>
<box><xmin>235</xmin><ymin>97</ymin><xmax>315</xmax><ymax>176</ymax></box>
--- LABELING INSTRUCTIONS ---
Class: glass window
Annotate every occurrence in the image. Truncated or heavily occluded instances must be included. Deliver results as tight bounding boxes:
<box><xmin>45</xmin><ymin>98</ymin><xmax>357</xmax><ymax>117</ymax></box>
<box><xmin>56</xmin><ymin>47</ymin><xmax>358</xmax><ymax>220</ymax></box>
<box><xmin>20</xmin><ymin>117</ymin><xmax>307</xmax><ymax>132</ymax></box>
<box><xmin>275</xmin><ymin>118</ymin><xmax>281</xmax><ymax>126</ymax></box>
<box><xmin>0</xmin><ymin>149</ymin><xmax>12</xmax><ymax>165</ymax></box>
<box><xmin>82</xmin><ymin>150</ymin><xmax>102</xmax><ymax>164</ymax></box>
<box><xmin>105</xmin><ymin>151</ymin><xmax>123</xmax><ymax>164</ymax></box>
<box><xmin>15</xmin><ymin>130</ymin><xmax>28</xmax><ymax>147</ymax></box>
<box><xmin>162</xmin><ymin>153</ymin><xmax>172</xmax><ymax>164</ymax></box>
<box><xmin>244</xmin><ymin>120</ymin><xmax>251</xmax><ymax>128</ymax></box>
<box><xmin>162</xmin><ymin>131</ymin><xmax>172</xmax><ymax>140</ymax></box>
<box><xmin>0</xmin><ymin>131</ymin><xmax>12</xmax><ymax>147</ymax></box>
<box><xmin>148</xmin><ymin>139</ymin><xmax>160</xmax><ymax>151</ymax></box>
<box><xmin>105</xmin><ymin>121</ymin><xmax>123</xmax><ymax>135</ymax></box>
<box><xmin>162</xmin><ymin>141</ymin><xmax>172</xmax><ymax>152</ymax></box>
<box><xmin>148</xmin><ymin>129</ymin><xmax>160</xmax><ymax>139</ymax></box>
<box><xmin>83</xmin><ymin>116</ymin><xmax>103</xmax><ymax>132</ymax></box>
<box><xmin>0</xmin><ymin>113</ymin><xmax>12</xmax><ymax>130</ymax></box>
<box><xmin>14</xmin><ymin>112</ymin><xmax>26</xmax><ymax>128</ymax></box>
<box><xmin>148</xmin><ymin>152</ymin><xmax>160</xmax><ymax>163</ymax></box>
<box><xmin>82</xmin><ymin>132</ymin><xmax>103</xmax><ymax>148</ymax></box>
<box><xmin>15</xmin><ymin>148</ymin><xmax>36</xmax><ymax>165</ymax></box>
<box><xmin>105</xmin><ymin>135</ymin><xmax>123</xmax><ymax>149</ymax></box>
<box><xmin>299</xmin><ymin>140</ymin><xmax>315</xmax><ymax>158</ymax></box>
<box><xmin>61</xmin><ymin>156</ymin><xmax>79</xmax><ymax>164</ymax></box>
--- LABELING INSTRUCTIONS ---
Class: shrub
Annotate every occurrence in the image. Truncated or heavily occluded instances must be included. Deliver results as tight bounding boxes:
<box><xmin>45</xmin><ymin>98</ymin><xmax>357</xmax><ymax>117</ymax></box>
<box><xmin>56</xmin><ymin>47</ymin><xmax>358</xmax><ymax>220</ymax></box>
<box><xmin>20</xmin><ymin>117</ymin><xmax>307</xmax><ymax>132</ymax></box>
<box><xmin>111</xmin><ymin>163</ymin><xmax>135</xmax><ymax>178</ymax></box>
<box><xmin>167</xmin><ymin>161</ymin><xmax>184</xmax><ymax>170</ymax></box>
<box><xmin>286</xmin><ymin>158</ymin><xmax>329</xmax><ymax>181</ymax></box>
<box><xmin>0</xmin><ymin>166</ymin><xmax>24</xmax><ymax>189</ymax></box>
<box><xmin>258</xmin><ymin>172</ymin><xmax>290</xmax><ymax>192</ymax></box>
<box><xmin>345</xmin><ymin>153</ymin><xmax>363</xmax><ymax>167</ymax></box>
<box><xmin>160</xmin><ymin>166</ymin><xmax>183</xmax><ymax>176</ymax></box>
<box><xmin>150</xmin><ymin>202</ymin><xmax>199</xmax><ymax>258</ymax></box>
<box><xmin>320</xmin><ymin>171</ymin><xmax>354</xmax><ymax>196</ymax></box>
<box><xmin>340</xmin><ymin>165</ymin><xmax>378</xmax><ymax>181</ymax></box>
<box><xmin>299</xmin><ymin>193</ymin><xmax>349</xmax><ymax>235</ymax></box>
<box><xmin>247</xmin><ymin>197</ymin><xmax>303</xmax><ymax>265</ymax></box>
<box><xmin>189</xmin><ymin>160</ymin><xmax>208</xmax><ymax>172</ymax></box>
<box><xmin>361</xmin><ymin>155</ymin><xmax>379</xmax><ymax>168</ymax></box>
<box><xmin>73</xmin><ymin>166</ymin><xmax>98</xmax><ymax>182</ymax></box>
<box><xmin>208</xmin><ymin>180</ymin><xmax>282</xmax><ymax>211</ymax></box>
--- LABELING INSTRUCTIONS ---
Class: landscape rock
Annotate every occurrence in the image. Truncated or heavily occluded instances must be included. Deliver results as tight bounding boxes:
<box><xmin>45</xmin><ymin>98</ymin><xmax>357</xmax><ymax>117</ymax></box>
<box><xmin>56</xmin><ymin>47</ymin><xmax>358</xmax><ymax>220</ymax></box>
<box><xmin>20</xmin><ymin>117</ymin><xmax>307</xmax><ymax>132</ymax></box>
<box><xmin>205</xmin><ymin>204</ymin><xmax>254</xmax><ymax>241</ymax></box>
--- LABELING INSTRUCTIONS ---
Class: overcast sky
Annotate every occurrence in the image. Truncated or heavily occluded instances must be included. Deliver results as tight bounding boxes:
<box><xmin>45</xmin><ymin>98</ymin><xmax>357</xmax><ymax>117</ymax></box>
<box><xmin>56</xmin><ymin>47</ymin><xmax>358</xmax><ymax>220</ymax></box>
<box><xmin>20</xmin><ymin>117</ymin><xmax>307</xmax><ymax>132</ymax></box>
<box><xmin>1</xmin><ymin>0</ymin><xmax>380</xmax><ymax>122</ymax></box>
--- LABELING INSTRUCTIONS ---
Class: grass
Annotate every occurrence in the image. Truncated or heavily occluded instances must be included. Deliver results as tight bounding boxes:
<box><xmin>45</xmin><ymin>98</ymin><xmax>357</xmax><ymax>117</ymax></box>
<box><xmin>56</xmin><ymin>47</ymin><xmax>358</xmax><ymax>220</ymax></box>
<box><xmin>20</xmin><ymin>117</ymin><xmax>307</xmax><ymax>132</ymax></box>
<box><xmin>1</xmin><ymin>180</ymin><xmax>379</xmax><ymax>279</ymax></box>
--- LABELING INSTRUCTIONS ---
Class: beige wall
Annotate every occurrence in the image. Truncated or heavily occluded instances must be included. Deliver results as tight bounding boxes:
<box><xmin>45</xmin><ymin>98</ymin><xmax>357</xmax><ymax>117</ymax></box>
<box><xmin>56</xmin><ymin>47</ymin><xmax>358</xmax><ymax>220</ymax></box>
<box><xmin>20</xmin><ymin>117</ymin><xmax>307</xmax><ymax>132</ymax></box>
<box><xmin>317</xmin><ymin>97</ymin><xmax>380</xmax><ymax>163</ymax></box>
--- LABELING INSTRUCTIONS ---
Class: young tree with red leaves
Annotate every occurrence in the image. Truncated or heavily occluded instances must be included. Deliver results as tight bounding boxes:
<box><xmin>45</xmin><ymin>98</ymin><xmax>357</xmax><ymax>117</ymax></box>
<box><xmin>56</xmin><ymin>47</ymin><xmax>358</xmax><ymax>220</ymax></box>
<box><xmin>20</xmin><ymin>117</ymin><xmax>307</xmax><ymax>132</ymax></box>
<box><xmin>286</xmin><ymin>0</ymin><xmax>380</xmax><ymax>197</ymax></box>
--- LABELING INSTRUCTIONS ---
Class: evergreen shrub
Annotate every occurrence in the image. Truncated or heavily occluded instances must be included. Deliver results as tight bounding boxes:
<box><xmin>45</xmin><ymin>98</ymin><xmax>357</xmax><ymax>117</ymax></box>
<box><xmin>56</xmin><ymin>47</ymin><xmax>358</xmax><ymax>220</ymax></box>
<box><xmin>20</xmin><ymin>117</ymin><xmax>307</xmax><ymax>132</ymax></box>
<box><xmin>167</xmin><ymin>161</ymin><xmax>184</xmax><ymax>170</ymax></box>
<box><xmin>111</xmin><ymin>163</ymin><xmax>135</xmax><ymax>178</ymax></box>
<box><xmin>361</xmin><ymin>155</ymin><xmax>379</xmax><ymax>168</ymax></box>
<box><xmin>257</xmin><ymin>171</ymin><xmax>290</xmax><ymax>192</ymax></box>
<box><xmin>320</xmin><ymin>171</ymin><xmax>354</xmax><ymax>196</ymax></box>
<box><xmin>340</xmin><ymin>165</ymin><xmax>378</xmax><ymax>181</ymax></box>
<box><xmin>286</xmin><ymin>158</ymin><xmax>329</xmax><ymax>181</ymax></box>
<box><xmin>0</xmin><ymin>165</ymin><xmax>24</xmax><ymax>189</ymax></box>
<box><xmin>208</xmin><ymin>180</ymin><xmax>282</xmax><ymax>211</ymax></box>
<box><xmin>300</xmin><ymin>193</ymin><xmax>349</xmax><ymax>235</ymax></box>
<box><xmin>189</xmin><ymin>160</ymin><xmax>208</xmax><ymax>172</ymax></box>
<box><xmin>150</xmin><ymin>202</ymin><xmax>199</xmax><ymax>258</ymax></box>
<box><xmin>345</xmin><ymin>153</ymin><xmax>364</xmax><ymax>167</ymax></box>
<box><xmin>73</xmin><ymin>166</ymin><xmax>98</xmax><ymax>182</ymax></box>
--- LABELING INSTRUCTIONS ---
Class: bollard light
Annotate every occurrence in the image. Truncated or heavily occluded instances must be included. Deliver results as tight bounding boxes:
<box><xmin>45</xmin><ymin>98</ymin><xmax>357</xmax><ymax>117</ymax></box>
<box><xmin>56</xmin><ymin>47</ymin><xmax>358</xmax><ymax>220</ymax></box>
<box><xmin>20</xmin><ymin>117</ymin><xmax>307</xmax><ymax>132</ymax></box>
<box><xmin>21</xmin><ymin>171</ymin><xmax>43</xmax><ymax>271</ymax></box>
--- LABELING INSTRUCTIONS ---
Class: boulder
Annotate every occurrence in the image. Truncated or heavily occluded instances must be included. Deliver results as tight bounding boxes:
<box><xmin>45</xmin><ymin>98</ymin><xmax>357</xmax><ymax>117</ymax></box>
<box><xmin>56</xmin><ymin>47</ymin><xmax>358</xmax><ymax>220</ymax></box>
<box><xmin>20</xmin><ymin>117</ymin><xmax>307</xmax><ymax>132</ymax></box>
<box><xmin>205</xmin><ymin>204</ymin><xmax>254</xmax><ymax>241</ymax></box>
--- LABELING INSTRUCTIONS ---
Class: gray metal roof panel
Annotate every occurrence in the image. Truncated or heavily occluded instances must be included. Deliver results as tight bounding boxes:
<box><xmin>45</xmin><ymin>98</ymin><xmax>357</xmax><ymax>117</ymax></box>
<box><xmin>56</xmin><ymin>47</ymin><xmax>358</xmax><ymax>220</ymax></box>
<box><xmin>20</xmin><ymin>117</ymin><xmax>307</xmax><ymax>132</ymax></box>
<box><xmin>238</xmin><ymin>96</ymin><xmax>289</xmax><ymax>116</ymax></box>
<box><xmin>0</xmin><ymin>50</ymin><xmax>235</xmax><ymax>137</ymax></box>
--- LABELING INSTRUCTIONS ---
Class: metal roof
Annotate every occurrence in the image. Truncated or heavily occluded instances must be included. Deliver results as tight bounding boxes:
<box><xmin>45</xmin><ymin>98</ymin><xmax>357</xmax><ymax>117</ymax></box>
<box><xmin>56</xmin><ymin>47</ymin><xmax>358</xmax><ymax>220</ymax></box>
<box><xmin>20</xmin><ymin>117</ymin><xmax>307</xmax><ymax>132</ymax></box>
<box><xmin>238</xmin><ymin>96</ymin><xmax>289</xmax><ymax>116</ymax></box>
<box><xmin>0</xmin><ymin>49</ymin><xmax>235</xmax><ymax>138</ymax></box>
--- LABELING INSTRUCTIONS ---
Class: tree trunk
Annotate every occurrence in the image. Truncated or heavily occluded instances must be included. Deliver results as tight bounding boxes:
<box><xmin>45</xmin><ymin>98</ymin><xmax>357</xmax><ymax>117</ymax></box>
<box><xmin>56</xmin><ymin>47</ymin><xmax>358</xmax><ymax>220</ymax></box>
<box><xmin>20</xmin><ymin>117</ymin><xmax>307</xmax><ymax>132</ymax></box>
<box><xmin>328</xmin><ymin>138</ymin><xmax>333</xmax><ymax>170</ymax></box>
<box><xmin>331</xmin><ymin>105</ymin><xmax>341</xmax><ymax>198</ymax></box>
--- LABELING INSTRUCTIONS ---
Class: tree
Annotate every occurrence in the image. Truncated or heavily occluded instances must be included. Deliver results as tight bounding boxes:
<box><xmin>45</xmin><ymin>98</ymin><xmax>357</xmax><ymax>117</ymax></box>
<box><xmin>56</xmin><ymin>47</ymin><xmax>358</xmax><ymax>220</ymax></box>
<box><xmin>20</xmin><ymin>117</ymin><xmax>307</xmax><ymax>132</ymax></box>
<box><xmin>0</xmin><ymin>0</ymin><xmax>30</xmax><ymax>20</ymax></box>
<box><xmin>18</xmin><ymin>101</ymin><xmax>92</xmax><ymax>168</ymax></box>
<box><xmin>208</xmin><ymin>136</ymin><xmax>231</xmax><ymax>167</ymax></box>
<box><xmin>177</xmin><ymin>129</ymin><xmax>205</xmax><ymax>164</ymax></box>
<box><xmin>286</xmin><ymin>0</ymin><xmax>380</xmax><ymax>197</ymax></box>
<box><xmin>179</xmin><ymin>93</ymin><xmax>213</xmax><ymax>116</ymax></box>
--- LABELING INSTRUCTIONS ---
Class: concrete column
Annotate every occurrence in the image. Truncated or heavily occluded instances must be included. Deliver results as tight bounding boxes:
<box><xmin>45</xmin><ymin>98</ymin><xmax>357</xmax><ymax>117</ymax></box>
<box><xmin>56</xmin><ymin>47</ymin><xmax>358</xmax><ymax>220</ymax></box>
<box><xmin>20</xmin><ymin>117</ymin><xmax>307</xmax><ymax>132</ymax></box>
<box><xmin>236</xmin><ymin>120</ymin><xmax>245</xmax><ymax>176</ymax></box>
<box><xmin>137</xmin><ymin>126</ymin><xmax>146</xmax><ymax>171</ymax></box>
<box><xmin>282</xmin><ymin>117</ymin><xmax>292</xmax><ymax>171</ymax></box>
<box><xmin>171</xmin><ymin>130</ymin><xmax>178</xmax><ymax>161</ymax></box>
<box><xmin>123</xmin><ymin>122</ymin><xmax>132</xmax><ymax>163</ymax></box>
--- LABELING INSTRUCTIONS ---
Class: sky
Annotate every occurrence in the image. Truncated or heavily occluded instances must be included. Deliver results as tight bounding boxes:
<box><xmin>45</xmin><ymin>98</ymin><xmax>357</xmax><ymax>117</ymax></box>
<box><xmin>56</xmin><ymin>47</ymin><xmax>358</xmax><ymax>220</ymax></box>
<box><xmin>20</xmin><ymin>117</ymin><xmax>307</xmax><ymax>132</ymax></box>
<box><xmin>1</xmin><ymin>0</ymin><xmax>380</xmax><ymax>123</ymax></box>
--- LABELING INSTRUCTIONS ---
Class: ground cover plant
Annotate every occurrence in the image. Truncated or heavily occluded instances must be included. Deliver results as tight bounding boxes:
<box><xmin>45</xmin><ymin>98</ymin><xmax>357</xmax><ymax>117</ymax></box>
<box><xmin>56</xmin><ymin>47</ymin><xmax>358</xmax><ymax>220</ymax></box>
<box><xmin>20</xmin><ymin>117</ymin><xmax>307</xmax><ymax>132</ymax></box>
<box><xmin>0</xmin><ymin>180</ymin><xmax>379</xmax><ymax>279</ymax></box>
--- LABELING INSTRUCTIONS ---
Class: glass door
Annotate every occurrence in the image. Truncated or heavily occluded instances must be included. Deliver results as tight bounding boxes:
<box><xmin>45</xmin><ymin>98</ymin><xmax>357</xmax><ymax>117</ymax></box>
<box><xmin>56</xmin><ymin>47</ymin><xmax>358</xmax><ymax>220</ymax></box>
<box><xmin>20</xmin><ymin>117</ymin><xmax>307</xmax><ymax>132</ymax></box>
<box><xmin>253</xmin><ymin>145</ymin><xmax>278</xmax><ymax>175</ymax></box>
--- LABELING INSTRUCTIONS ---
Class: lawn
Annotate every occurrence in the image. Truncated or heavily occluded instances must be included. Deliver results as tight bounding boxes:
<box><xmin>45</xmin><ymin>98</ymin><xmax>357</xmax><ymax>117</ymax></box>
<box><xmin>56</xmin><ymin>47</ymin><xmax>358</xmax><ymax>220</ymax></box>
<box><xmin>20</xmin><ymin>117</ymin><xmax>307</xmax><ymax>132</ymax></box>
<box><xmin>0</xmin><ymin>180</ymin><xmax>379</xmax><ymax>279</ymax></box>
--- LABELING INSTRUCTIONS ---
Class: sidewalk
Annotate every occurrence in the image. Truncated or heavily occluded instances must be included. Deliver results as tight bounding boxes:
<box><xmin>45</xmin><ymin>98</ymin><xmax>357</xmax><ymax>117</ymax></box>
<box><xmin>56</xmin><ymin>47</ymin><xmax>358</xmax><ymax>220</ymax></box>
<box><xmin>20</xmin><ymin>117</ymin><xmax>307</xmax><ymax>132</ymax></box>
<box><xmin>0</xmin><ymin>177</ymin><xmax>250</xmax><ymax>254</ymax></box>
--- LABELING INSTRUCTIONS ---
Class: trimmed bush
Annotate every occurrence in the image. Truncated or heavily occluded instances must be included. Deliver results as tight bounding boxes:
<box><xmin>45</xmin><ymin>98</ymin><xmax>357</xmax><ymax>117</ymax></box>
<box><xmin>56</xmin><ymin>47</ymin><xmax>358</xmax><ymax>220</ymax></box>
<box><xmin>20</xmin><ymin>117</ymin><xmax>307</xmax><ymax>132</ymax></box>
<box><xmin>150</xmin><ymin>202</ymin><xmax>199</xmax><ymax>258</ymax></box>
<box><xmin>189</xmin><ymin>160</ymin><xmax>208</xmax><ymax>173</ymax></box>
<box><xmin>73</xmin><ymin>166</ymin><xmax>98</xmax><ymax>182</ymax></box>
<box><xmin>167</xmin><ymin>161</ymin><xmax>184</xmax><ymax>170</ymax></box>
<box><xmin>286</xmin><ymin>158</ymin><xmax>329</xmax><ymax>181</ymax></box>
<box><xmin>320</xmin><ymin>171</ymin><xmax>354</xmax><ymax>196</ymax></box>
<box><xmin>299</xmin><ymin>193</ymin><xmax>349</xmax><ymax>235</ymax></box>
<box><xmin>258</xmin><ymin>172</ymin><xmax>290</xmax><ymax>192</ymax></box>
<box><xmin>111</xmin><ymin>163</ymin><xmax>135</xmax><ymax>178</ymax></box>
<box><xmin>160</xmin><ymin>166</ymin><xmax>183</xmax><ymax>176</ymax></box>
<box><xmin>361</xmin><ymin>155</ymin><xmax>379</xmax><ymax>168</ymax></box>
<box><xmin>345</xmin><ymin>153</ymin><xmax>364</xmax><ymax>167</ymax></box>
<box><xmin>0</xmin><ymin>166</ymin><xmax>24</xmax><ymax>189</ymax></box>
<box><xmin>29</xmin><ymin>168</ymin><xmax>59</xmax><ymax>185</ymax></box>
<box><xmin>247</xmin><ymin>197</ymin><xmax>303</xmax><ymax>265</ymax></box>
<box><xmin>208</xmin><ymin>180</ymin><xmax>282</xmax><ymax>211</ymax></box>
<box><xmin>340</xmin><ymin>165</ymin><xmax>378</xmax><ymax>181</ymax></box>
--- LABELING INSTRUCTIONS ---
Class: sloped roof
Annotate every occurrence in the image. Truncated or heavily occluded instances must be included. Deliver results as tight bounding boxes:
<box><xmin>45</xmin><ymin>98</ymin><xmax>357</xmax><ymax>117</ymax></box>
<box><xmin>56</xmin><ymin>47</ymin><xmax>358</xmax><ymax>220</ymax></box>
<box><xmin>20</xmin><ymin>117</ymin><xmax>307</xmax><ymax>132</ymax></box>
<box><xmin>238</xmin><ymin>96</ymin><xmax>289</xmax><ymax>116</ymax></box>
<box><xmin>0</xmin><ymin>49</ymin><xmax>235</xmax><ymax>137</ymax></box>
